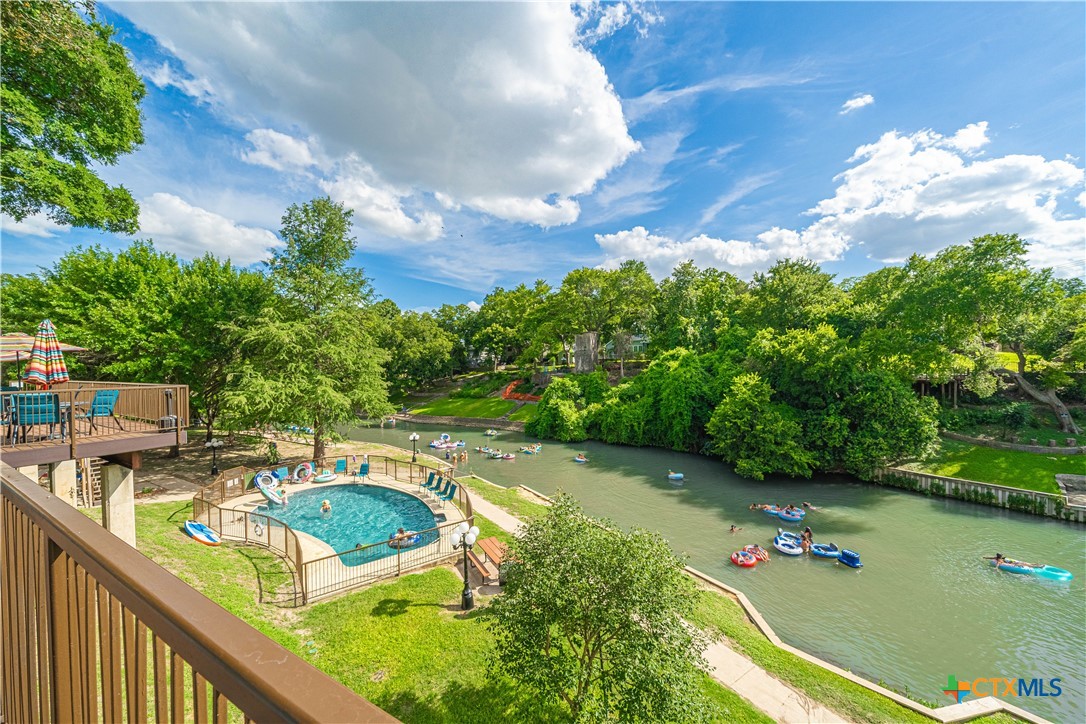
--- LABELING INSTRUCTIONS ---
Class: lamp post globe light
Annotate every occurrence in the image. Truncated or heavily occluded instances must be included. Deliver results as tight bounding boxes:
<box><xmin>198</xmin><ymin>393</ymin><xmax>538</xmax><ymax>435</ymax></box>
<box><xmin>205</xmin><ymin>438</ymin><xmax>224</xmax><ymax>475</ymax></box>
<box><xmin>409</xmin><ymin>432</ymin><xmax>420</xmax><ymax>462</ymax></box>
<box><xmin>450</xmin><ymin>521</ymin><xmax>480</xmax><ymax>610</ymax></box>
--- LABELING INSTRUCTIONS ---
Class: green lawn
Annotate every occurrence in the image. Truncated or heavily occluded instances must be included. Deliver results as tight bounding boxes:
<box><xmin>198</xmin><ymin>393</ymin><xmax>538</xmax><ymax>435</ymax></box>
<box><xmin>412</xmin><ymin>396</ymin><xmax>517</xmax><ymax>418</ymax></box>
<box><xmin>507</xmin><ymin>403</ymin><xmax>538</xmax><ymax>422</ymax></box>
<box><xmin>108</xmin><ymin>501</ymin><xmax>769</xmax><ymax>722</ymax></box>
<box><xmin>688</xmin><ymin>591</ymin><xmax>933</xmax><ymax>723</ymax></box>
<box><xmin>458</xmin><ymin>475</ymin><xmax>550</xmax><ymax>522</ymax></box>
<box><xmin>903</xmin><ymin>439</ymin><xmax>1077</xmax><ymax>493</ymax></box>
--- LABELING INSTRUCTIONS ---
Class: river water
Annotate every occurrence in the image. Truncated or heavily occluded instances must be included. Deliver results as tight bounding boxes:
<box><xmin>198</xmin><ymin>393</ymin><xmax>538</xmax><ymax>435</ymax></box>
<box><xmin>347</xmin><ymin>422</ymin><xmax>1085</xmax><ymax>721</ymax></box>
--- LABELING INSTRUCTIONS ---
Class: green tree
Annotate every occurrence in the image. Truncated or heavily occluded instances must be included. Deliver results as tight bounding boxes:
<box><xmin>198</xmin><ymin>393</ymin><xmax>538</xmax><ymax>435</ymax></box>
<box><xmin>706</xmin><ymin>373</ymin><xmax>815</xmax><ymax>480</ymax></box>
<box><xmin>489</xmin><ymin>494</ymin><xmax>710</xmax><ymax>723</ymax></box>
<box><xmin>432</xmin><ymin>302</ymin><xmax>479</xmax><ymax>373</ymax></box>
<box><xmin>649</xmin><ymin>261</ymin><xmax>743</xmax><ymax>355</ymax></box>
<box><xmin>229</xmin><ymin>197</ymin><xmax>392</xmax><ymax>460</ymax></box>
<box><xmin>473</xmin><ymin>281</ymin><xmax>550</xmax><ymax>369</ymax></box>
<box><xmin>2</xmin><ymin>0</ymin><xmax>145</xmax><ymax>232</ymax></box>
<box><xmin>737</xmin><ymin>258</ymin><xmax>848</xmax><ymax>333</ymax></box>
<box><xmin>374</xmin><ymin>300</ymin><xmax>456</xmax><ymax>391</ymax></box>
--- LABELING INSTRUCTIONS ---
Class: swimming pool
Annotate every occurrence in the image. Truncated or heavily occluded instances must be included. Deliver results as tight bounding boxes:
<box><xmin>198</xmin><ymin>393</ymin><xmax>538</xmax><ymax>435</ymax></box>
<box><xmin>253</xmin><ymin>485</ymin><xmax>438</xmax><ymax>566</ymax></box>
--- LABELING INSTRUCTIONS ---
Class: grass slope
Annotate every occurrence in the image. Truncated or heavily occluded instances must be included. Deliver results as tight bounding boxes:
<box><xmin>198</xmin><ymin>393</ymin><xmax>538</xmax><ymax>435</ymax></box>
<box><xmin>507</xmin><ymin>403</ymin><xmax>538</xmax><ymax>422</ymax></box>
<box><xmin>904</xmin><ymin>439</ymin><xmax>1073</xmax><ymax>493</ymax></box>
<box><xmin>412</xmin><ymin>397</ymin><xmax>517</xmax><ymax>418</ymax></box>
<box><xmin>112</xmin><ymin>501</ymin><xmax>769</xmax><ymax>722</ymax></box>
<box><xmin>458</xmin><ymin>475</ymin><xmax>550</xmax><ymax>522</ymax></box>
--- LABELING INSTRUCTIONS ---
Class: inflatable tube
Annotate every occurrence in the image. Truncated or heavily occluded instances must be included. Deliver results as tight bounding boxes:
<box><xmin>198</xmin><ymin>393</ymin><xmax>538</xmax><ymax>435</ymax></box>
<box><xmin>256</xmin><ymin>479</ymin><xmax>287</xmax><ymax>506</ymax></box>
<box><xmin>810</xmin><ymin>543</ymin><xmax>841</xmax><ymax>559</ymax></box>
<box><xmin>743</xmin><ymin>545</ymin><xmax>771</xmax><ymax>562</ymax></box>
<box><xmin>294</xmin><ymin>462</ymin><xmax>314</xmax><ymax>483</ymax></box>
<box><xmin>254</xmin><ymin>470</ymin><xmax>278</xmax><ymax>489</ymax></box>
<box><xmin>776</xmin><ymin>528</ymin><xmax>802</xmax><ymax>545</ymax></box>
<box><xmin>388</xmin><ymin>531</ymin><xmax>422</xmax><ymax>549</ymax></box>
<box><xmin>839</xmin><ymin>549</ymin><xmax>864</xmax><ymax>568</ymax></box>
<box><xmin>778</xmin><ymin>508</ymin><xmax>805</xmax><ymax>522</ymax></box>
<box><xmin>484</xmin><ymin>429</ymin><xmax>498</xmax><ymax>436</ymax></box>
<box><xmin>990</xmin><ymin>559</ymin><xmax>1073</xmax><ymax>581</ymax></box>
<box><xmin>731</xmin><ymin>550</ymin><xmax>758</xmax><ymax>567</ymax></box>
<box><xmin>184</xmin><ymin>520</ymin><xmax>221</xmax><ymax>546</ymax></box>
<box><xmin>667</xmin><ymin>472</ymin><xmax>684</xmax><ymax>481</ymax></box>
<box><xmin>313</xmin><ymin>471</ymin><xmax>337</xmax><ymax>483</ymax></box>
<box><xmin>573</xmin><ymin>456</ymin><xmax>588</xmax><ymax>463</ymax></box>
<box><xmin>763</xmin><ymin>506</ymin><xmax>782</xmax><ymax>517</ymax></box>
<box><xmin>502</xmin><ymin>453</ymin><xmax>516</xmax><ymax>460</ymax></box>
<box><xmin>773</xmin><ymin>536</ymin><xmax>803</xmax><ymax>556</ymax></box>
<box><xmin>440</xmin><ymin>433</ymin><xmax>451</xmax><ymax>441</ymax></box>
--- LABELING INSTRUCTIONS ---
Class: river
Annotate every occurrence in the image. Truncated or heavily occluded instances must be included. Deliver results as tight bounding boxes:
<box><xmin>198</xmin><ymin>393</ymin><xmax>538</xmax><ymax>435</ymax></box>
<box><xmin>346</xmin><ymin>422</ymin><xmax>1085</xmax><ymax>722</ymax></box>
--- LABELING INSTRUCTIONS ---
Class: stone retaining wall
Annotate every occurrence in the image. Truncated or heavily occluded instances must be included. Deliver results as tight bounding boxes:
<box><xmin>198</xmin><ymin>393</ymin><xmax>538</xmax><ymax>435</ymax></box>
<box><xmin>875</xmin><ymin>468</ymin><xmax>1086</xmax><ymax>524</ymax></box>
<box><xmin>941</xmin><ymin>431</ymin><xmax>1082</xmax><ymax>454</ymax></box>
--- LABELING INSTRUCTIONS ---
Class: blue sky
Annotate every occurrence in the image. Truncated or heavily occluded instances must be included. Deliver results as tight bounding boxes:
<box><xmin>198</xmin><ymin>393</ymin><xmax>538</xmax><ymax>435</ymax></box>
<box><xmin>2</xmin><ymin>1</ymin><xmax>1083</xmax><ymax>310</ymax></box>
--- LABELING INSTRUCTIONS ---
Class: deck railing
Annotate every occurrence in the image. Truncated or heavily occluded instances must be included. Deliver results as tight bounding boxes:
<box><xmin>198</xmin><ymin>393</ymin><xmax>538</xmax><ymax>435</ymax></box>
<box><xmin>1</xmin><ymin>381</ymin><xmax>188</xmax><ymax>457</ymax></box>
<box><xmin>0</xmin><ymin>461</ymin><xmax>396</xmax><ymax>723</ymax></box>
<box><xmin>193</xmin><ymin>454</ymin><xmax>472</xmax><ymax>603</ymax></box>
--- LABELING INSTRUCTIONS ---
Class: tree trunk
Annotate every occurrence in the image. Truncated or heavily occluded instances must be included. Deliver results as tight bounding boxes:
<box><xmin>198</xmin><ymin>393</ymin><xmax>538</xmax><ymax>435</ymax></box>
<box><xmin>312</xmin><ymin>418</ymin><xmax>325</xmax><ymax>462</ymax></box>
<box><xmin>1010</xmin><ymin>342</ymin><xmax>1027</xmax><ymax>374</ymax></box>
<box><xmin>997</xmin><ymin>368</ymin><xmax>1081</xmax><ymax>434</ymax></box>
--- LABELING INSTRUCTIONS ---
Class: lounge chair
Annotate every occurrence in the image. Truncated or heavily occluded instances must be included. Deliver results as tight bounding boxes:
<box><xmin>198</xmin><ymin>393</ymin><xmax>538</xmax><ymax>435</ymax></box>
<box><xmin>419</xmin><ymin>471</ymin><xmax>435</xmax><ymax>492</ymax></box>
<box><xmin>424</xmin><ymin>476</ymin><xmax>444</xmax><ymax>497</ymax></box>
<box><xmin>433</xmin><ymin>480</ymin><xmax>452</xmax><ymax>500</ymax></box>
<box><xmin>353</xmin><ymin>462</ymin><xmax>370</xmax><ymax>481</ymax></box>
<box><xmin>75</xmin><ymin>389</ymin><xmax>123</xmax><ymax>432</ymax></box>
<box><xmin>438</xmin><ymin>483</ymin><xmax>458</xmax><ymax>507</ymax></box>
<box><xmin>334</xmin><ymin>458</ymin><xmax>347</xmax><ymax>475</ymax></box>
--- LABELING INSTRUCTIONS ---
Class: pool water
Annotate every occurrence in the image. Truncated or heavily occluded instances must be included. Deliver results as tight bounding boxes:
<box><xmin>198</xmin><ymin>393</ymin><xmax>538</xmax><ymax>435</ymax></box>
<box><xmin>254</xmin><ymin>485</ymin><xmax>437</xmax><ymax>566</ymax></box>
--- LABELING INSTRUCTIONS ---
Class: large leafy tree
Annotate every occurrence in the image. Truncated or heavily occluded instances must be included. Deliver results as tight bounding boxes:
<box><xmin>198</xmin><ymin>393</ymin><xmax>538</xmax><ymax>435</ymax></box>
<box><xmin>737</xmin><ymin>258</ymin><xmax>849</xmax><ymax>333</ymax></box>
<box><xmin>489</xmin><ymin>494</ymin><xmax>710</xmax><ymax>723</ymax></box>
<box><xmin>373</xmin><ymin>300</ymin><xmax>456</xmax><ymax>391</ymax></box>
<box><xmin>649</xmin><ymin>261</ymin><xmax>744</xmax><ymax>355</ymax></box>
<box><xmin>229</xmin><ymin>197</ymin><xmax>392</xmax><ymax>459</ymax></box>
<box><xmin>2</xmin><ymin>0</ymin><xmax>144</xmax><ymax>232</ymax></box>
<box><xmin>472</xmin><ymin>281</ymin><xmax>551</xmax><ymax>369</ymax></box>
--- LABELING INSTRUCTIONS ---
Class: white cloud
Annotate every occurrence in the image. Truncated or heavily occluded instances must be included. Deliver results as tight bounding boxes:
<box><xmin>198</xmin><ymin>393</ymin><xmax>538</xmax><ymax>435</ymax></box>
<box><xmin>138</xmin><ymin>193</ymin><xmax>281</xmax><ymax>265</ymax></box>
<box><xmin>241</xmin><ymin>129</ymin><xmax>321</xmax><ymax>172</ymax></box>
<box><xmin>319</xmin><ymin>160</ymin><xmax>444</xmax><ymax>243</ymax></box>
<box><xmin>119</xmin><ymin>2</ymin><xmax>638</xmax><ymax>231</ymax></box>
<box><xmin>466</xmin><ymin>301</ymin><xmax>482</xmax><ymax>312</ymax></box>
<box><xmin>840</xmin><ymin>93</ymin><xmax>874</xmax><ymax>114</ymax></box>
<box><xmin>574</xmin><ymin>1</ymin><xmax>661</xmax><ymax>44</ymax></box>
<box><xmin>0</xmin><ymin>214</ymin><xmax>69</xmax><ymax>239</ymax></box>
<box><xmin>624</xmin><ymin>70</ymin><xmax>815</xmax><ymax>124</ymax></box>
<box><xmin>597</xmin><ymin>122</ymin><xmax>1084</xmax><ymax>278</ymax></box>
<box><xmin>139</xmin><ymin>61</ymin><xmax>215</xmax><ymax>103</ymax></box>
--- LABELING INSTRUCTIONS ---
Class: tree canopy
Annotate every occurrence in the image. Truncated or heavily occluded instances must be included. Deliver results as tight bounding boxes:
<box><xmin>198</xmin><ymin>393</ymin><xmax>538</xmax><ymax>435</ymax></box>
<box><xmin>488</xmin><ymin>494</ymin><xmax>710</xmax><ymax>722</ymax></box>
<box><xmin>1</xmin><ymin>0</ymin><xmax>145</xmax><ymax>232</ymax></box>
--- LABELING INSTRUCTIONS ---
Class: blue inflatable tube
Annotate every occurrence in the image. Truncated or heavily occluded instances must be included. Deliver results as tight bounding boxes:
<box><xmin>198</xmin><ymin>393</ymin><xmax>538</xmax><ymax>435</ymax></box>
<box><xmin>990</xmin><ymin>559</ymin><xmax>1073</xmax><ymax>581</ymax></box>
<box><xmin>810</xmin><ymin>543</ymin><xmax>840</xmax><ymax>559</ymax></box>
<box><xmin>778</xmin><ymin>508</ymin><xmax>805</xmax><ymax>522</ymax></box>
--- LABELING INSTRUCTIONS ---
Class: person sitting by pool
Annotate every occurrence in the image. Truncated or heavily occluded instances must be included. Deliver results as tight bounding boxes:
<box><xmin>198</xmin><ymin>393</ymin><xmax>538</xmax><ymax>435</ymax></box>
<box><xmin>729</xmin><ymin>524</ymin><xmax>743</xmax><ymax>533</ymax></box>
<box><xmin>320</xmin><ymin>499</ymin><xmax>331</xmax><ymax>514</ymax></box>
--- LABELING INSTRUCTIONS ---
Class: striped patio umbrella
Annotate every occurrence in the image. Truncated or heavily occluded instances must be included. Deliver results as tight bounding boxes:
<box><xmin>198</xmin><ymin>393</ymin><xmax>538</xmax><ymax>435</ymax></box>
<box><xmin>21</xmin><ymin>320</ymin><xmax>71</xmax><ymax>388</ymax></box>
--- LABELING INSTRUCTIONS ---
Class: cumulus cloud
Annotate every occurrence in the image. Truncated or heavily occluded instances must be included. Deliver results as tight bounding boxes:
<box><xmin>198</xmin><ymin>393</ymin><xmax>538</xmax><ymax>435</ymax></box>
<box><xmin>241</xmin><ymin>129</ymin><xmax>322</xmax><ymax>172</ymax></box>
<box><xmin>138</xmin><ymin>193</ymin><xmax>281</xmax><ymax>265</ymax></box>
<box><xmin>118</xmin><ymin>2</ymin><xmax>638</xmax><ymax>231</ymax></box>
<box><xmin>319</xmin><ymin>160</ymin><xmax>444</xmax><ymax>243</ymax></box>
<box><xmin>139</xmin><ymin>61</ymin><xmax>215</xmax><ymax>103</ymax></box>
<box><xmin>574</xmin><ymin>1</ymin><xmax>661</xmax><ymax>44</ymax></box>
<box><xmin>597</xmin><ymin>122</ymin><xmax>1085</xmax><ymax>278</ymax></box>
<box><xmin>0</xmin><ymin>214</ymin><xmax>69</xmax><ymax>239</ymax></box>
<box><xmin>840</xmin><ymin>93</ymin><xmax>874</xmax><ymax>114</ymax></box>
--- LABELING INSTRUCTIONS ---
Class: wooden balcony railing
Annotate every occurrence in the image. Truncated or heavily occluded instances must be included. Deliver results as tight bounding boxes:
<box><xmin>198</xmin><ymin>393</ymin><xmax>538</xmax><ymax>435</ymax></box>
<box><xmin>0</xmin><ymin>462</ymin><xmax>397</xmax><ymax>723</ymax></box>
<box><xmin>0</xmin><ymin>382</ymin><xmax>189</xmax><ymax>467</ymax></box>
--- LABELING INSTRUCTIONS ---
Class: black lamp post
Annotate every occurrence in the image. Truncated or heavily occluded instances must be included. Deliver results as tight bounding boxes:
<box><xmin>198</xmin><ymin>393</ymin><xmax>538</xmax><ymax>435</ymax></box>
<box><xmin>205</xmin><ymin>438</ymin><xmax>224</xmax><ymax>475</ymax></box>
<box><xmin>409</xmin><ymin>432</ymin><xmax>420</xmax><ymax>463</ymax></box>
<box><xmin>451</xmin><ymin>521</ymin><xmax>480</xmax><ymax>610</ymax></box>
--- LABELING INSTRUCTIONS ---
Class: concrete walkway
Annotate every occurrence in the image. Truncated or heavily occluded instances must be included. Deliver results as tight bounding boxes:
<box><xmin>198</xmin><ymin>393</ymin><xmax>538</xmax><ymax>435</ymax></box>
<box><xmin>465</xmin><ymin>486</ymin><xmax>850</xmax><ymax>724</ymax></box>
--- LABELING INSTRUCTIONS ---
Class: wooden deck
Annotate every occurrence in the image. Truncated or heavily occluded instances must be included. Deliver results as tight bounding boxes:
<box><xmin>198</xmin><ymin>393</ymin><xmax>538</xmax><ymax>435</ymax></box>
<box><xmin>0</xmin><ymin>382</ymin><xmax>189</xmax><ymax>468</ymax></box>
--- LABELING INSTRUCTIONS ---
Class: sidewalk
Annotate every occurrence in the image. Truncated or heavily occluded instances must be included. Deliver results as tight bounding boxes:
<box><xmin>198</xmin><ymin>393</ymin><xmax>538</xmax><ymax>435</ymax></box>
<box><xmin>466</xmin><ymin>488</ymin><xmax>850</xmax><ymax>724</ymax></box>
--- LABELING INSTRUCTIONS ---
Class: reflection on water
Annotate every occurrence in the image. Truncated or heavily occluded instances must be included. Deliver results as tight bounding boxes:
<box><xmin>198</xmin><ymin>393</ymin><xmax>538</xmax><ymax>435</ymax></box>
<box><xmin>346</xmin><ymin>422</ymin><xmax>1086</xmax><ymax>721</ymax></box>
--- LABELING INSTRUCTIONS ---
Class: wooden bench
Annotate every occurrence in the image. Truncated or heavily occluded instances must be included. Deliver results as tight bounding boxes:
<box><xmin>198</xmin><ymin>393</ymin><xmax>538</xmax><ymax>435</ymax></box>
<box><xmin>466</xmin><ymin>549</ymin><xmax>498</xmax><ymax>583</ymax></box>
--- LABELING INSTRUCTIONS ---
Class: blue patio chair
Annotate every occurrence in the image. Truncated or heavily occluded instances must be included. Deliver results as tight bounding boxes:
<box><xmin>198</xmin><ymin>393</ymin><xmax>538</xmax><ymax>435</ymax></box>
<box><xmin>419</xmin><ymin>471</ymin><xmax>435</xmax><ymax>492</ymax></box>
<box><xmin>438</xmin><ymin>483</ymin><xmax>458</xmax><ymax>508</ymax></box>
<box><xmin>334</xmin><ymin>458</ymin><xmax>347</xmax><ymax>475</ymax></box>
<box><xmin>14</xmin><ymin>392</ymin><xmax>62</xmax><ymax>442</ymax></box>
<box><xmin>275</xmin><ymin>466</ymin><xmax>290</xmax><ymax>482</ymax></box>
<box><xmin>426</xmin><ymin>476</ymin><xmax>445</xmax><ymax>497</ymax></box>
<box><xmin>75</xmin><ymin>389</ymin><xmax>123</xmax><ymax>432</ymax></box>
<box><xmin>433</xmin><ymin>479</ymin><xmax>452</xmax><ymax>500</ymax></box>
